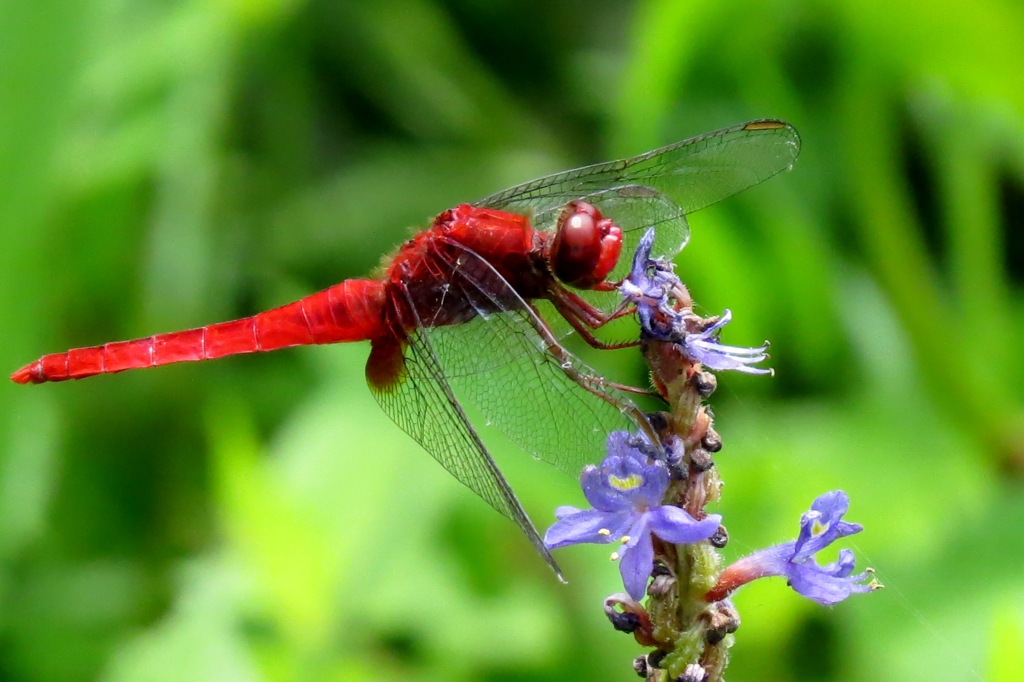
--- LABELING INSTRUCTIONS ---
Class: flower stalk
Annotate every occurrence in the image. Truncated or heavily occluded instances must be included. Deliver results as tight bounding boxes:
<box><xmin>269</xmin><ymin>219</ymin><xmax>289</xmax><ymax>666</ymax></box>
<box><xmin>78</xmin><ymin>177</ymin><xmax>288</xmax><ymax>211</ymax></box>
<box><xmin>545</xmin><ymin>230</ymin><xmax>879</xmax><ymax>681</ymax></box>
<box><xmin>622</xmin><ymin>229</ymin><xmax>757</xmax><ymax>678</ymax></box>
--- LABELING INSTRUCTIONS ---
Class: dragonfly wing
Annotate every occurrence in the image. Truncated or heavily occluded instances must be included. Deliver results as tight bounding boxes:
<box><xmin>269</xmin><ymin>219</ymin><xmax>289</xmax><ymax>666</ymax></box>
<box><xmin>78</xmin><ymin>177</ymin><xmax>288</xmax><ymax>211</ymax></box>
<box><xmin>423</xmin><ymin>239</ymin><xmax>647</xmax><ymax>477</ymax></box>
<box><xmin>366</xmin><ymin>311</ymin><xmax>561</xmax><ymax>575</ymax></box>
<box><xmin>476</xmin><ymin>119</ymin><xmax>799</xmax><ymax>224</ymax></box>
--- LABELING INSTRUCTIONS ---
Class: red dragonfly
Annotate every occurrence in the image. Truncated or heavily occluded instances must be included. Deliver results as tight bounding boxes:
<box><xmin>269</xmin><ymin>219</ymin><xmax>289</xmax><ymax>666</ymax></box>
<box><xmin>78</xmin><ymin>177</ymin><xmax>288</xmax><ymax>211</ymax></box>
<box><xmin>12</xmin><ymin>120</ymin><xmax>799</xmax><ymax>574</ymax></box>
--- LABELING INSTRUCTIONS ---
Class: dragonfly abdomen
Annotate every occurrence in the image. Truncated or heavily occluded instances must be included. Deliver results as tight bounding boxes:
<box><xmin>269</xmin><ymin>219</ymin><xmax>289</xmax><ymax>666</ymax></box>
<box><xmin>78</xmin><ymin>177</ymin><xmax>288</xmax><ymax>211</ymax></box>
<box><xmin>10</xmin><ymin>279</ymin><xmax>386</xmax><ymax>384</ymax></box>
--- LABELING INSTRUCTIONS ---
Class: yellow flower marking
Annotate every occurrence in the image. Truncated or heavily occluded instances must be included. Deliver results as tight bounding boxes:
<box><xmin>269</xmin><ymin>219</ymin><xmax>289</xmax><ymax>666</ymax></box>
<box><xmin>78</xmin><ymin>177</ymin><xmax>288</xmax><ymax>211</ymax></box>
<box><xmin>598</xmin><ymin>528</ymin><xmax>611</xmax><ymax>536</ymax></box>
<box><xmin>608</xmin><ymin>473</ymin><xmax>644</xmax><ymax>491</ymax></box>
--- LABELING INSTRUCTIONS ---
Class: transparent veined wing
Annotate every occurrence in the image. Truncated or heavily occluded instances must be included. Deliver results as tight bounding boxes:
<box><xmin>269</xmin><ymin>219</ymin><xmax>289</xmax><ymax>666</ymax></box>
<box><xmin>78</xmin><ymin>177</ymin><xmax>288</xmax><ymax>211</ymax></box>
<box><xmin>423</xmin><ymin>237</ymin><xmax>650</xmax><ymax>476</ymax></box>
<box><xmin>475</xmin><ymin>119</ymin><xmax>800</xmax><ymax>264</ymax></box>
<box><xmin>365</xmin><ymin>238</ymin><xmax>655</xmax><ymax>570</ymax></box>
<box><xmin>366</xmin><ymin>281</ymin><xmax>563</xmax><ymax>576</ymax></box>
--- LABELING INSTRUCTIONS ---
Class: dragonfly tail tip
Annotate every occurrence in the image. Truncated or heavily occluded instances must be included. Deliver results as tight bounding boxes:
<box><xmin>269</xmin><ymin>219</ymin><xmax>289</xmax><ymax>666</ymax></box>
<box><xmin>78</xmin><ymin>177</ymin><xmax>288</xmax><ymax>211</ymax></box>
<box><xmin>11</xmin><ymin>363</ymin><xmax>37</xmax><ymax>385</ymax></box>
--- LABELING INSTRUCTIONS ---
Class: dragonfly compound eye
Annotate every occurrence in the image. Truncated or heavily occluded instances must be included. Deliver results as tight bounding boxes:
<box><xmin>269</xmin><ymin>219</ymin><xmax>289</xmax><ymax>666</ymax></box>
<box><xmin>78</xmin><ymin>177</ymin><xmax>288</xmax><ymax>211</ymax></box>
<box><xmin>551</xmin><ymin>201</ymin><xmax>622</xmax><ymax>289</ymax></box>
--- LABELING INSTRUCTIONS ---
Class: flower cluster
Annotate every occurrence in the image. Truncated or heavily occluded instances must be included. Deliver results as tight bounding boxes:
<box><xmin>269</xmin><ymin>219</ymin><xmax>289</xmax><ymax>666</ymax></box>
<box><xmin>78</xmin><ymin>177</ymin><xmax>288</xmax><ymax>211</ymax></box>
<box><xmin>617</xmin><ymin>230</ymin><xmax>681</xmax><ymax>338</ymax></box>
<box><xmin>619</xmin><ymin>229</ymin><xmax>772</xmax><ymax>375</ymax></box>
<box><xmin>546</xmin><ymin>439</ymin><xmax>877</xmax><ymax>606</ymax></box>
<box><xmin>546</xmin><ymin>229</ymin><xmax>879</xmax><ymax>680</ymax></box>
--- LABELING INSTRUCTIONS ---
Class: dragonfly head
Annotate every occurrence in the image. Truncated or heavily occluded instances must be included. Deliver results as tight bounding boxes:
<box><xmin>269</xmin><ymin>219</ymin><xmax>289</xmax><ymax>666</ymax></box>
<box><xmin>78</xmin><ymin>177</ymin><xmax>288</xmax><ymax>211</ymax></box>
<box><xmin>550</xmin><ymin>201</ymin><xmax>623</xmax><ymax>289</ymax></box>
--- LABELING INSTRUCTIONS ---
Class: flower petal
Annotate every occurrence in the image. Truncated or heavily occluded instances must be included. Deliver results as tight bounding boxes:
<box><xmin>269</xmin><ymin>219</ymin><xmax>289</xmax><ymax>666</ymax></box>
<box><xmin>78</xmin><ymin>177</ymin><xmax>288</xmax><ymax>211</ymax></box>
<box><xmin>544</xmin><ymin>509</ymin><xmax>632</xmax><ymax>549</ymax></box>
<box><xmin>605</xmin><ymin>431</ymin><xmax>642</xmax><ymax>461</ymax></box>
<box><xmin>597</xmin><ymin>453</ymin><xmax>659</xmax><ymax>510</ymax></box>
<box><xmin>619</xmin><ymin>520</ymin><xmax>655</xmax><ymax>601</ymax></box>
<box><xmin>810</xmin><ymin>490</ymin><xmax>850</xmax><ymax>520</ymax></box>
<box><xmin>648</xmin><ymin>506</ymin><xmax>722</xmax><ymax>544</ymax></box>
<box><xmin>627</xmin><ymin>229</ymin><xmax>656</xmax><ymax>284</ymax></box>
<box><xmin>580</xmin><ymin>464</ymin><xmax>630</xmax><ymax>512</ymax></box>
<box><xmin>635</xmin><ymin>461</ymin><xmax>670</xmax><ymax>508</ymax></box>
<box><xmin>786</xmin><ymin>562</ymin><xmax>869</xmax><ymax>606</ymax></box>
<box><xmin>793</xmin><ymin>491</ymin><xmax>863</xmax><ymax>560</ymax></box>
<box><xmin>828</xmin><ymin>549</ymin><xmax>858</xmax><ymax>578</ymax></box>
<box><xmin>554</xmin><ymin>505</ymin><xmax>582</xmax><ymax>520</ymax></box>
<box><xmin>683</xmin><ymin>338</ymin><xmax>771</xmax><ymax>374</ymax></box>
<box><xmin>681</xmin><ymin>309</ymin><xmax>773</xmax><ymax>375</ymax></box>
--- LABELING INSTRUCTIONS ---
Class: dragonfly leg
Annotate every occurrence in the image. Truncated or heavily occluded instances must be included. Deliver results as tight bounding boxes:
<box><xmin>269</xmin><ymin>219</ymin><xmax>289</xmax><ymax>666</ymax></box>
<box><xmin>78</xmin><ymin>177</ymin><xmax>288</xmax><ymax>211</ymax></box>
<box><xmin>525</xmin><ymin>303</ymin><xmax>661</xmax><ymax>449</ymax></box>
<box><xmin>601</xmin><ymin>380</ymin><xmax>660</xmax><ymax>398</ymax></box>
<box><xmin>550</xmin><ymin>284</ymin><xmax>634</xmax><ymax>329</ymax></box>
<box><xmin>548</xmin><ymin>292</ymin><xmax>640</xmax><ymax>351</ymax></box>
<box><xmin>559</xmin><ymin>310</ymin><xmax>639</xmax><ymax>350</ymax></box>
<box><xmin>590</xmin><ymin>280</ymin><xmax>619</xmax><ymax>293</ymax></box>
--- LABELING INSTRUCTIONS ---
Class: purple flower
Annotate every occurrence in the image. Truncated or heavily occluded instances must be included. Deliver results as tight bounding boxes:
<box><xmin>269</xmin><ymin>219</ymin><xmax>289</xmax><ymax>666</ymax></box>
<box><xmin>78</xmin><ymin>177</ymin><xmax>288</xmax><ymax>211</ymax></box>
<box><xmin>545</xmin><ymin>432</ymin><xmax>722</xmax><ymax>601</ymax></box>
<box><xmin>619</xmin><ymin>229</ymin><xmax>772</xmax><ymax>375</ymax></box>
<box><xmin>683</xmin><ymin>310</ymin><xmax>772</xmax><ymax>375</ymax></box>
<box><xmin>708</xmin><ymin>491</ymin><xmax>881</xmax><ymax>606</ymax></box>
<box><xmin>618</xmin><ymin>229</ymin><xmax>680</xmax><ymax>336</ymax></box>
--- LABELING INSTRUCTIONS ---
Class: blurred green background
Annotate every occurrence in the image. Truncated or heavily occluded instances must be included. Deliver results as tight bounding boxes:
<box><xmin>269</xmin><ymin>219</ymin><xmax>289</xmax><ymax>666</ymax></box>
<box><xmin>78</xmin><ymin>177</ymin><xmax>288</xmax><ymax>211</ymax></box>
<box><xmin>2</xmin><ymin>0</ymin><xmax>1024</xmax><ymax>680</ymax></box>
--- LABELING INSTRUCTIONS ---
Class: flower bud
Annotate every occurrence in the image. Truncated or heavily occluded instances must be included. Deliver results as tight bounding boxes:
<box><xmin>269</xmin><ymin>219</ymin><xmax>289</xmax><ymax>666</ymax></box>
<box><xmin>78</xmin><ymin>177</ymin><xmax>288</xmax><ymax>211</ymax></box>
<box><xmin>690</xmin><ymin>447</ymin><xmax>714</xmax><ymax>473</ymax></box>
<box><xmin>704</xmin><ymin>601</ymin><xmax>740</xmax><ymax>645</ymax></box>
<box><xmin>692</xmin><ymin>371</ymin><xmax>717</xmax><ymax>398</ymax></box>
<box><xmin>647</xmin><ymin>650</ymin><xmax>667</xmax><ymax>670</ymax></box>
<box><xmin>701</xmin><ymin>428</ymin><xmax>722</xmax><ymax>453</ymax></box>
<box><xmin>709</xmin><ymin>524</ymin><xmax>729</xmax><ymax>548</ymax></box>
